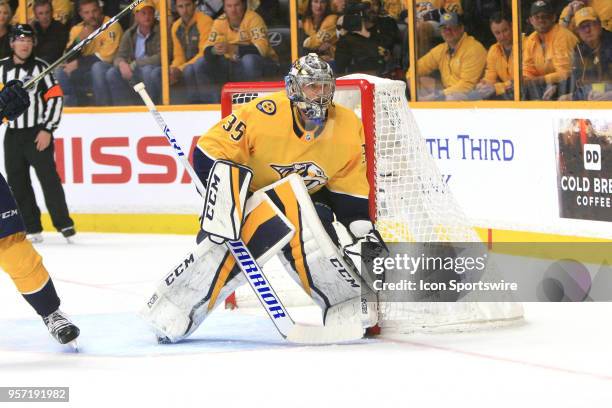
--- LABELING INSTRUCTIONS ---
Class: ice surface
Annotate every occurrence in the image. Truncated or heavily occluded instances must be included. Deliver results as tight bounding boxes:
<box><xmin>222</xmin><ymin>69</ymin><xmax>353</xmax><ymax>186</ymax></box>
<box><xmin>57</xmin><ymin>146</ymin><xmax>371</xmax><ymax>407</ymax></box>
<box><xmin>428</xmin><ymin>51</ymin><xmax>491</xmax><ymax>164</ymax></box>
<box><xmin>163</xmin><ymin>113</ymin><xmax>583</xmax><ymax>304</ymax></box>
<box><xmin>0</xmin><ymin>233</ymin><xmax>610</xmax><ymax>407</ymax></box>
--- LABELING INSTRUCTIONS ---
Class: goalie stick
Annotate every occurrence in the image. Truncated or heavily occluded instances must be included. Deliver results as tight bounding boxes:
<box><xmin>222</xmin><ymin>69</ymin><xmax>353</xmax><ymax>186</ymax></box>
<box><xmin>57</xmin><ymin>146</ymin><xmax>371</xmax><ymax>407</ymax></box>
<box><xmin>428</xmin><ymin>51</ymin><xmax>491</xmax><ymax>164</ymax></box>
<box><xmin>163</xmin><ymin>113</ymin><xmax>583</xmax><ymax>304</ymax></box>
<box><xmin>133</xmin><ymin>82</ymin><xmax>365</xmax><ymax>344</ymax></box>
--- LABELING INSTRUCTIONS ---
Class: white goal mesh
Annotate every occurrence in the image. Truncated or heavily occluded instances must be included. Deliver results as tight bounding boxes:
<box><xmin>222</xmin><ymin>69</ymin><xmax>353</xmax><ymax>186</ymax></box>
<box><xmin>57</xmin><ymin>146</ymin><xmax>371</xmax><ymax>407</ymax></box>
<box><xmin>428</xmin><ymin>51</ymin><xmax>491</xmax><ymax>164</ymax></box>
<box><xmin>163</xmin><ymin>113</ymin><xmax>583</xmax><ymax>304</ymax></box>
<box><xmin>221</xmin><ymin>75</ymin><xmax>523</xmax><ymax>333</ymax></box>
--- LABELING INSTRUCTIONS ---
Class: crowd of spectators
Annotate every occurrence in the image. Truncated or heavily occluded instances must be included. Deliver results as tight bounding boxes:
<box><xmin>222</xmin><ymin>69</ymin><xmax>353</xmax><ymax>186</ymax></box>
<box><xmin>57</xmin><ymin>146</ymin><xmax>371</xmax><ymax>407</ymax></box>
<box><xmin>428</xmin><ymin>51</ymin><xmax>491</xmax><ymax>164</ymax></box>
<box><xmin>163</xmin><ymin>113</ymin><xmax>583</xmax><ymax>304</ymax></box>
<box><xmin>402</xmin><ymin>0</ymin><xmax>610</xmax><ymax>100</ymax></box>
<box><xmin>0</xmin><ymin>0</ymin><xmax>285</xmax><ymax>104</ymax></box>
<box><xmin>188</xmin><ymin>0</ymin><xmax>279</xmax><ymax>102</ymax></box>
<box><xmin>106</xmin><ymin>0</ymin><xmax>162</xmax><ymax>104</ymax></box>
<box><xmin>0</xmin><ymin>0</ymin><xmax>608</xmax><ymax>104</ymax></box>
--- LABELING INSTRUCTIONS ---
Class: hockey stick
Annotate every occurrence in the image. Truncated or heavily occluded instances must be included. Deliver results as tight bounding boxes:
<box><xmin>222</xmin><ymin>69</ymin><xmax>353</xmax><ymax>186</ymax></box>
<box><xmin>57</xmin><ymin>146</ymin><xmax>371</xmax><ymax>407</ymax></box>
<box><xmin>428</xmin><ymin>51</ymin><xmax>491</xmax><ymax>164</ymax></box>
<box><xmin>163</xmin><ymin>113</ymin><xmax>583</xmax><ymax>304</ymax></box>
<box><xmin>22</xmin><ymin>0</ymin><xmax>145</xmax><ymax>90</ymax></box>
<box><xmin>133</xmin><ymin>82</ymin><xmax>364</xmax><ymax>344</ymax></box>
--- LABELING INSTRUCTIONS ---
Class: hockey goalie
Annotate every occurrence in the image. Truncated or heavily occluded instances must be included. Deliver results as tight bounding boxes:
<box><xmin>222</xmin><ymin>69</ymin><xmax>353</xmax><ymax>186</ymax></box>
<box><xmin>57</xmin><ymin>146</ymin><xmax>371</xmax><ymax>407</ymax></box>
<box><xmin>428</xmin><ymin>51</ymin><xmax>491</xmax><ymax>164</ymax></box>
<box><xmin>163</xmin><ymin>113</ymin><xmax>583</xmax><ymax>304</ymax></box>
<box><xmin>141</xmin><ymin>54</ymin><xmax>388</xmax><ymax>343</ymax></box>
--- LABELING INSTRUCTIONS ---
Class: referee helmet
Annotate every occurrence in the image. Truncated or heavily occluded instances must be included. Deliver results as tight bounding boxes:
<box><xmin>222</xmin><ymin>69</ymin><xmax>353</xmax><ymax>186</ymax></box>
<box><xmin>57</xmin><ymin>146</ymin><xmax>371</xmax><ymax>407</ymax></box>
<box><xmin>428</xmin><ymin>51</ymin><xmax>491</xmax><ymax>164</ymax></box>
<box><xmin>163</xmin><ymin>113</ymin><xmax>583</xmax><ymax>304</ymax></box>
<box><xmin>10</xmin><ymin>24</ymin><xmax>36</xmax><ymax>43</ymax></box>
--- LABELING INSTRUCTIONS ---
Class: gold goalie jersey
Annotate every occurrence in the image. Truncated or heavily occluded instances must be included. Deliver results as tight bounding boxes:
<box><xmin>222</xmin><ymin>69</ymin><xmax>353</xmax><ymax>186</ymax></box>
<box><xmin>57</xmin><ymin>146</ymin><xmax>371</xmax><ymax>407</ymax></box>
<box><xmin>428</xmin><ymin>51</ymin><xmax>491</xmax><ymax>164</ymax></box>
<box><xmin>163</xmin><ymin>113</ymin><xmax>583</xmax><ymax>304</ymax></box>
<box><xmin>197</xmin><ymin>90</ymin><xmax>369</xmax><ymax>200</ymax></box>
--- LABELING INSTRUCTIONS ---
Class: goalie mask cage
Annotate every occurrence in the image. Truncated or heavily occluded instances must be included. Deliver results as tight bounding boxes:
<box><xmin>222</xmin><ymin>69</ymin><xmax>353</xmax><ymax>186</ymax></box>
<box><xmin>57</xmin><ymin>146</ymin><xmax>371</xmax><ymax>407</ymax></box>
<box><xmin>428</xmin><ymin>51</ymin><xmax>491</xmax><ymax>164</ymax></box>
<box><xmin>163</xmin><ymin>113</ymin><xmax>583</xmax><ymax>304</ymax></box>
<box><xmin>221</xmin><ymin>74</ymin><xmax>523</xmax><ymax>333</ymax></box>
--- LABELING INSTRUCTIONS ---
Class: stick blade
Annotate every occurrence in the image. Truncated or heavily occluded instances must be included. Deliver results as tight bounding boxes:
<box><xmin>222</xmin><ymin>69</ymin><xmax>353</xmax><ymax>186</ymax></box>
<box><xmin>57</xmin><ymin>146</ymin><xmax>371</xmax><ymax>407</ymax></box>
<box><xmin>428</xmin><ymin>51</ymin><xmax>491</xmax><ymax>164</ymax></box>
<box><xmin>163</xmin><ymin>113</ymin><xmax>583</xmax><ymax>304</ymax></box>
<box><xmin>286</xmin><ymin>323</ymin><xmax>365</xmax><ymax>345</ymax></box>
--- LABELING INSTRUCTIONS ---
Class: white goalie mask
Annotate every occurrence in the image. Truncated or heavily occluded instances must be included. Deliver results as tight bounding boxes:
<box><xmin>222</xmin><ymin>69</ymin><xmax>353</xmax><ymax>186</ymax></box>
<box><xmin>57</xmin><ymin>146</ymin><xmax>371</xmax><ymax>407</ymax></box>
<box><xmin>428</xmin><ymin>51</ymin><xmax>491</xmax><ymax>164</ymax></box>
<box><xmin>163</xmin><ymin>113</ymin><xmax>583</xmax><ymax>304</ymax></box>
<box><xmin>285</xmin><ymin>53</ymin><xmax>335</xmax><ymax>125</ymax></box>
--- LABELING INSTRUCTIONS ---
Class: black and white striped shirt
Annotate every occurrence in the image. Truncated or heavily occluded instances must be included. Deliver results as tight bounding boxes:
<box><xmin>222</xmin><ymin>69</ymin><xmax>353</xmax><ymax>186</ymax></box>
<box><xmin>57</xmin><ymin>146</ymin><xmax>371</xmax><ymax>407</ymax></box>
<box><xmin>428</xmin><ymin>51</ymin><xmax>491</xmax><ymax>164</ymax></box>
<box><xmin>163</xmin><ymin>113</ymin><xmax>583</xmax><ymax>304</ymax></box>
<box><xmin>0</xmin><ymin>56</ymin><xmax>63</xmax><ymax>131</ymax></box>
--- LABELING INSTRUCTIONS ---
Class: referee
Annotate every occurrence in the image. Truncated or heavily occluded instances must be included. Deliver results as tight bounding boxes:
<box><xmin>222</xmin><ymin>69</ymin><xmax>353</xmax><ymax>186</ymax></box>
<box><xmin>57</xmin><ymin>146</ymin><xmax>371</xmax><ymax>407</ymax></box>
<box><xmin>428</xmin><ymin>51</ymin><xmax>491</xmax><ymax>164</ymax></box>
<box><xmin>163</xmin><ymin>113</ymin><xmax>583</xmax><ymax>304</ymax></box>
<box><xmin>0</xmin><ymin>24</ymin><xmax>74</xmax><ymax>243</ymax></box>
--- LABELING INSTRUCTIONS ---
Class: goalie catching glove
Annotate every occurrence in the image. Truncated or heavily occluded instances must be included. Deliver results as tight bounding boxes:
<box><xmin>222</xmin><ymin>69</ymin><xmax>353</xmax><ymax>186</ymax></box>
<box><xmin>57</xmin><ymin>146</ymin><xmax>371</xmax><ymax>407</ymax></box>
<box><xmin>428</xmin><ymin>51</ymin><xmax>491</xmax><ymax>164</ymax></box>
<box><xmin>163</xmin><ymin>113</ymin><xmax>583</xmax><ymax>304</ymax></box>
<box><xmin>0</xmin><ymin>80</ymin><xmax>30</xmax><ymax>121</ymax></box>
<box><xmin>337</xmin><ymin>220</ymin><xmax>389</xmax><ymax>275</ymax></box>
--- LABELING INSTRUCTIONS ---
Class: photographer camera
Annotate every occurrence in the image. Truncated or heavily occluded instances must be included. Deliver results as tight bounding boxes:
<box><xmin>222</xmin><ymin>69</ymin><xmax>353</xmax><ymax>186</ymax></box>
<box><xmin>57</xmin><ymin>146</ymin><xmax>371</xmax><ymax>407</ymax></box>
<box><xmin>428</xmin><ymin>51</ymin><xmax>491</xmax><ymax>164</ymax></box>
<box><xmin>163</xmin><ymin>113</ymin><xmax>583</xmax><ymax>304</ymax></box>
<box><xmin>335</xmin><ymin>0</ymin><xmax>400</xmax><ymax>75</ymax></box>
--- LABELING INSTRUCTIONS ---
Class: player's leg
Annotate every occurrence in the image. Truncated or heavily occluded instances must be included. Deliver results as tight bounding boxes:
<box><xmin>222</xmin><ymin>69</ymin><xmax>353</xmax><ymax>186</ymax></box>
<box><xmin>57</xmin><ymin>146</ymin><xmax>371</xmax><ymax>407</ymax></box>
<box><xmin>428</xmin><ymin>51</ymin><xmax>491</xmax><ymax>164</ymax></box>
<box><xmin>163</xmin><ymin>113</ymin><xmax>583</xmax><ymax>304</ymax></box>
<box><xmin>54</xmin><ymin>67</ymin><xmax>77</xmax><ymax>106</ymax></box>
<box><xmin>141</xmin><ymin>65</ymin><xmax>162</xmax><ymax>104</ymax></box>
<box><xmin>25</xmin><ymin>127</ymin><xmax>74</xmax><ymax>237</ymax></box>
<box><xmin>193</xmin><ymin>54</ymin><xmax>229</xmax><ymax>103</ymax></box>
<box><xmin>306</xmin><ymin>190</ymin><xmax>388</xmax><ymax>331</ymax></box>
<box><xmin>262</xmin><ymin>175</ymin><xmax>377</xmax><ymax>328</ymax></box>
<box><xmin>308</xmin><ymin>188</ymin><xmax>340</xmax><ymax>245</ymax></box>
<box><xmin>181</xmin><ymin>63</ymin><xmax>199</xmax><ymax>103</ymax></box>
<box><xmin>3</xmin><ymin>128</ymin><xmax>43</xmax><ymax>236</ymax></box>
<box><xmin>106</xmin><ymin>65</ymin><xmax>133</xmax><ymax>106</ymax></box>
<box><xmin>90</xmin><ymin>60</ymin><xmax>113</xmax><ymax>106</ymax></box>
<box><xmin>141</xmin><ymin>192</ymin><xmax>294</xmax><ymax>343</ymax></box>
<box><xmin>0</xmin><ymin>174</ymin><xmax>79</xmax><ymax>345</ymax></box>
<box><xmin>142</xmin><ymin>167</ymin><xmax>373</xmax><ymax>342</ymax></box>
<box><xmin>236</xmin><ymin>54</ymin><xmax>265</xmax><ymax>81</ymax></box>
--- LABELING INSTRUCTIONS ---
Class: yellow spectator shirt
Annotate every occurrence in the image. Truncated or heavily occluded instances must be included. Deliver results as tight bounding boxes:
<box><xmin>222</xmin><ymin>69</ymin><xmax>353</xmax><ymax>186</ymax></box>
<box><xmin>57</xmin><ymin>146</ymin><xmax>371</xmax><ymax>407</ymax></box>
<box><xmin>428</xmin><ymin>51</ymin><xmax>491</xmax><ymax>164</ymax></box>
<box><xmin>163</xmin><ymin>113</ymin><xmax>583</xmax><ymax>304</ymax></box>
<box><xmin>378</xmin><ymin>0</ymin><xmax>463</xmax><ymax>20</ymax></box>
<box><xmin>298</xmin><ymin>0</ymin><xmax>308</xmax><ymax>16</ymax></box>
<box><xmin>484</xmin><ymin>43</ymin><xmax>513</xmax><ymax>95</ymax></box>
<box><xmin>67</xmin><ymin>16</ymin><xmax>123</xmax><ymax>64</ymax></box>
<box><xmin>302</xmin><ymin>14</ymin><xmax>338</xmax><ymax>53</ymax></box>
<box><xmin>416</xmin><ymin>0</ymin><xmax>463</xmax><ymax>16</ymax></box>
<box><xmin>13</xmin><ymin>0</ymin><xmax>73</xmax><ymax>25</ymax></box>
<box><xmin>171</xmin><ymin>11</ymin><xmax>213</xmax><ymax>70</ymax></box>
<box><xmin>205</xmin><ymin>10</ymin><xmax>278</xmax><ymax>61</ymax></box>
<box><xmin>523</xmin><ymin>24</ymin><xmax>578</xmax><ymax>85</ymax></box>
<box><xmin>410</xmin><ymin>33</ymin><xmax>487</xmax><ymax>95</ymax></box>
<box><xmin>197</xmin><ymin>91</ymin><xmax>369</xmax><ymax>198</ymax></box>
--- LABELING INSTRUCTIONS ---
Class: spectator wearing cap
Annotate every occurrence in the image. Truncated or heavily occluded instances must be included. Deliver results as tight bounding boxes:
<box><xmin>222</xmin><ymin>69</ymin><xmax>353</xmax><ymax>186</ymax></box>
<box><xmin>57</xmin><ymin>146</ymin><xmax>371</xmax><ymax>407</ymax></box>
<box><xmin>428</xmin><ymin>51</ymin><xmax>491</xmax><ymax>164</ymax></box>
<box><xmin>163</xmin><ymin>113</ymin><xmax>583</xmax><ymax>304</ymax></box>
<box><xmin>55</xmin><ymin>0</ymin><xmax>123</xmax><ymax>106</ymax></box>
<box><xmin>0</xmin><ymin>24</ymin><xmax>75</xmax><ymax>241</ymax></box>
<box><xmin>559</xmin><ymin>0</ymin><xmax>611</xmax><ymax>33</ymax></box>
<box><xmin>568</xmin><ymin>7</ymin><xmax>612</xmax><ymax>100</ymax></box>
<box><xmin>32</xmin><ymin>0</ymin><xmax>69</xmax><ymax>64</ymax></box>
<box><xmin>169</xmin><ymin>0</ymin><xmax>213</xmax><ymax>103</ymax></box>
<box><xmin>407</xmin><ymin>11</ymin><xmax>487</xmax><ymax>101</ymax></box>
<box><xmin>412</xmin><ymin>0</ymin><xmax>462</xmax><ymax>57</ymax></box>
<box><xmin>104</xmin><ymin>0</ymin><xmax>163</xmax><ymax>105</ymax></box>
<box><xmin>523</xmin><ymin>0</ymin><xmax>578</xmax><ymax>100</ymax></box>
<box><xmin>469</xmin><ymin>11</ymin><xmax>516</xmax><ymax>100</ymax></box>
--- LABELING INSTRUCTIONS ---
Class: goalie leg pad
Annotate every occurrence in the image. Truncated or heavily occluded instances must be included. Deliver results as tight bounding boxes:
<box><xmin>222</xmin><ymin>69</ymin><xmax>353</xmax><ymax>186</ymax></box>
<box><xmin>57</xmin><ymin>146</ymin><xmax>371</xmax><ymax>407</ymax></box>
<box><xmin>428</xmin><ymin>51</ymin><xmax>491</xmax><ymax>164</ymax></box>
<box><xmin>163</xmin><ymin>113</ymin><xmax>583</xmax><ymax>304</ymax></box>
<box><xmin>261</xmin><ymin>175</ymin><xmax>364</xmax><ymax>313</ymax></box>
<box><xmin>141</xmin><ymin>239</ymin><xmax>241</xmax><ymax>343</ymax></box>
<box><xmin>323</xmin><ymin>291</ymin><xmax>379</xmax><ymax>329</ymax></box>
<box><xmin>141</xmin><ymin>193</ymin><xmax>295</xmax><ymax>343</ymax></box>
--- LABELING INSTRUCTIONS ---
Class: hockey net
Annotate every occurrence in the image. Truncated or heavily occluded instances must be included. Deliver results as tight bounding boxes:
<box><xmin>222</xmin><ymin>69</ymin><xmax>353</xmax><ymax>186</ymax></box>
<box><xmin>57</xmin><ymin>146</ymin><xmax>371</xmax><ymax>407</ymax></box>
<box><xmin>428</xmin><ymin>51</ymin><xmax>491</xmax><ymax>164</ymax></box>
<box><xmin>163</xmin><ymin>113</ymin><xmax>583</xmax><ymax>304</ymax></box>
<box><xmin>220</xmin><ymin>74</ymin><xmax>523</xmax><ymax>333</ymax></box>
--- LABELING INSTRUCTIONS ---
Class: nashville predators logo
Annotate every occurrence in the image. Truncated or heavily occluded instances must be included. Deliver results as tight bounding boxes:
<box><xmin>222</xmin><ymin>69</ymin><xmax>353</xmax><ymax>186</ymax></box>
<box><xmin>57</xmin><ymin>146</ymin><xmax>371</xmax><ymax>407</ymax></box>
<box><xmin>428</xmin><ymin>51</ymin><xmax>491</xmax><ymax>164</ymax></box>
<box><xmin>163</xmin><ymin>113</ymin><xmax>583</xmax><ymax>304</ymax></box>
<box><xmin>257</xmin><ymin>100</ymin><xmax>276</xmax><ymax>115</ymax></box>
<box><xmin>271</xmin><ymin>162</ymin><xmax>328</xmax><ymax>190</ymax></box>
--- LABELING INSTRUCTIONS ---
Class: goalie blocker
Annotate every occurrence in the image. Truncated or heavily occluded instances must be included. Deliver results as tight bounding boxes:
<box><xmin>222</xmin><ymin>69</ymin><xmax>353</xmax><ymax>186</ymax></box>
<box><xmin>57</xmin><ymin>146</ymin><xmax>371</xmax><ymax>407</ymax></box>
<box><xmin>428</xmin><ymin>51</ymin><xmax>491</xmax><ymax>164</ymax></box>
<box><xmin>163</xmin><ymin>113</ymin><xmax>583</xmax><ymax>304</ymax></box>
<box><xmin>141</xmin><ymin>170</ymin><xmax>378</xmax><ymax>342</ymax></box>
<box><xmin>201</xmin><ymin>160</ymin><xmax>252</xmax><ymax>244</ymax></box>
